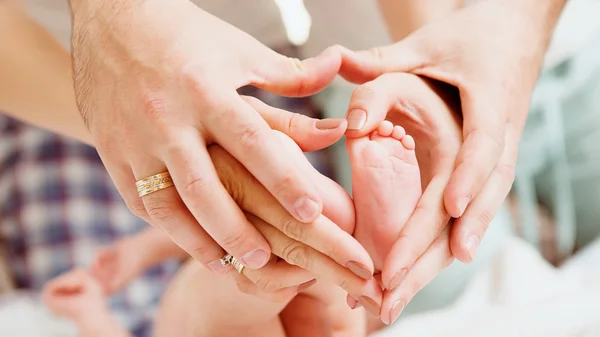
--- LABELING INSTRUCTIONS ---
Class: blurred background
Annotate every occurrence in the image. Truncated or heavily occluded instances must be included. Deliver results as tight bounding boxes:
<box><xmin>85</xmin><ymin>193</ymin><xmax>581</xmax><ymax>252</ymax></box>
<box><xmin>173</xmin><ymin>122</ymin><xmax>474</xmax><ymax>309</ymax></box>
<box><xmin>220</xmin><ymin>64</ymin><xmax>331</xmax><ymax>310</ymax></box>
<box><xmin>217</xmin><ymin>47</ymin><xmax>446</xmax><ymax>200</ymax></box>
<box><xmin>1</xmin><ymin>0</ymin><xmax>600</xmax><ymax>336</ymax></box>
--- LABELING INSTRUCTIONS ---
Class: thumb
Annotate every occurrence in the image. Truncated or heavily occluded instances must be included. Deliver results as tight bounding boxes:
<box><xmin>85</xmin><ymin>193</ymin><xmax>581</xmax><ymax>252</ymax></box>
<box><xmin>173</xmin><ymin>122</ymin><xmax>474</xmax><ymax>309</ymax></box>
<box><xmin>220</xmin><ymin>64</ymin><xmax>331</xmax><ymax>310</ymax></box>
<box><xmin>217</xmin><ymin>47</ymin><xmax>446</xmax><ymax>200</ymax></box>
<box><xmin>249</xmin><ymin>45</ymin><xmax>343</xmax><ymax>97</ymax></box>
<box><xmin>242</xmin><ymin>96</ymin><xmax>346</xmax><ymax>152</ymax></box>
<box><xmin>338</xmin><ymin>37</ymin><xmax>426</xmax><ymax>85</ymax></box>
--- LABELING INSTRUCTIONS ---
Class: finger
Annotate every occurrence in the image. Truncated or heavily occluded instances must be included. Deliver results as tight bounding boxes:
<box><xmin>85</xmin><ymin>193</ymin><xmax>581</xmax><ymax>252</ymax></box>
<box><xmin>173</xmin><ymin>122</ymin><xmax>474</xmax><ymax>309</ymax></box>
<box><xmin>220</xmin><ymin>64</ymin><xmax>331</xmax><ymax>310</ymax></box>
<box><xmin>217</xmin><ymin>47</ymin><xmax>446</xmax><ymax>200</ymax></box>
<box><xmin>381</xmin><ymin>227</ymin><xmax>454</xmax><ymax>325</ymax></box>
<box><xmin>281</xmin><ymin>294</ymin><xmax>333</xmax><ymax>337</ymax></box>
<box><xmin>210</xmin><ymin>145</ymin><xmax>374</xmax><ymax>279</ymax></box>
<box><xmin>344</xmin><ymin>73</ymin><xmax>413</xmax><ymax>136</ymax></box>
<box><xmin>243</xmin><ymin>257</ymin><xmax>316</xmax><ymax>292</ymax></box>
<box><xmin>337</xmin><ymin>40</ymin><xmax>426</xmax><ymax>85</ymax></box>
<box><xmin>443</xmin><ymin>89</ymin><xmax>506</xmax><ymax>218</ymax></box>
<box><xmin>270</xmin><ymin>129</ymin><xmax>356</xmax><ymax>234</ymax></box>
<box><xmin>249</xmin><ymin>214</ymin><xmax>383</xmax><ymax>318</ymax></box>
<box><xmin>209</xmin><ymin>95</ymin><xmax>323</xmax><ymax>224</ymax></box>
<box><xmin>450</xmin><ymin>126</ymin><xmax>518</xmax><ymax>262</ymax></box>
<box><xmin>153</xmin><ymin>133</ymin><xmax>271</xmax><ymax>270</ymax></box>
<box><xmin>242</xmin><ymin>95</ymin><xmax>347</xmax><ymax>152</ymax></box>
<box><xmin>230</xmin><ymin>269</ymin><xmax>298</xmax><ymax>303</ymax></box>
<box><xmin>250</xmin><ymin>45</ymin><xmax>343</xmax><ymax>97</ymax></box>
<box><xmin>381</xmin><ymin>171</ymin><xmax>453</xmax><ymax>291</ymax></box>
<box><xmin>100</xmin><ymin>158</ymin><xmax>153</xmax><ymax>224</ymax></box>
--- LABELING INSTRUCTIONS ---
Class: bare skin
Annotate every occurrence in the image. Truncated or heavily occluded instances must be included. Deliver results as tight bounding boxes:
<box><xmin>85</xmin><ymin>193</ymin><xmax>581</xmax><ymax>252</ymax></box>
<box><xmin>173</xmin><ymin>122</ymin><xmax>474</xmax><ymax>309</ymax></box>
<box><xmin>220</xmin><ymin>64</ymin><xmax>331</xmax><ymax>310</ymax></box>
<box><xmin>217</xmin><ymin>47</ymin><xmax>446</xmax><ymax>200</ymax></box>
<box><xmin>348</xmin><ymin>121</ymin><xmax>421</xmax><ymax>270</ymax></box>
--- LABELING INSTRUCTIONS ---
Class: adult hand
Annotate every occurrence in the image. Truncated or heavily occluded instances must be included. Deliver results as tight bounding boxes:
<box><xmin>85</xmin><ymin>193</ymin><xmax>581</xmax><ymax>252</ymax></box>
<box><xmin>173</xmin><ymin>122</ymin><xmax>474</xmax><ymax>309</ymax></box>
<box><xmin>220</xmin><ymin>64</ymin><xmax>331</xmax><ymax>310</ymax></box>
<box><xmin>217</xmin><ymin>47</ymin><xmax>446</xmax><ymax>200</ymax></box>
<box><xmin>68</xmin><ymin>0</ymin><xmax>345</xmax><ymax>272</ymax></box>
<box><xmin>342</xmin><ymin>74</ymin><xmax>463</xmax><ymax>324</ymax></box>
<box><xmin>207</xmin><ymin>97</ymin><xmax>381</xmax><ymax>316</ymax></box>
<box><xmin>340</xmin><ymin>0</ymin><xmax>565</xmax><ymax>266</ymax></box>
<box><xmin>338</xmin><ymin>0</ymin><xmax>566</xmax><ymax>324</ymax></box>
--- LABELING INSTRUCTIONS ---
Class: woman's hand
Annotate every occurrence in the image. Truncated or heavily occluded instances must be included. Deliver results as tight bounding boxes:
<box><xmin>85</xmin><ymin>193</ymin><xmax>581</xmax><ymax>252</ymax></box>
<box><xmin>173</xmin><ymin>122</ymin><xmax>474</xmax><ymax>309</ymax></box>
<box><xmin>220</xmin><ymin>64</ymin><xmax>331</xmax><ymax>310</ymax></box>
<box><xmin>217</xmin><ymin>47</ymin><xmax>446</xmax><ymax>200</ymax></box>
<box><xmin>206</xmin><ymin>97</ymin><xmax>381</xmax><ymax>316</ymax></box>
<box><xmin>337</xmin><ymin>0</ymin><xmax>566</xmax><ymax>324</ymax></box>
<box><xmin>68</xmin><ymin>0</ymin><xmax>346</xmax><ymax>272</ymax></box>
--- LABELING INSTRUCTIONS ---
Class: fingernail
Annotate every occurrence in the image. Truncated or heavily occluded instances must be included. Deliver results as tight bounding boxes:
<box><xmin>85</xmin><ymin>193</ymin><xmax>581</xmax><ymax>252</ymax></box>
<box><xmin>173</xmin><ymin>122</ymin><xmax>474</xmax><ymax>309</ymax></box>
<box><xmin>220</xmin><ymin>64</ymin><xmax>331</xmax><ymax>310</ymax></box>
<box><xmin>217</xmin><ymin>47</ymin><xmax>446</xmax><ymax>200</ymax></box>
<box><xmin>293</xmin><ymin>197</ymin><xmax>320</xmax><ymax>222</ymax></box>
<box><xmin>241</xmin><ymin>249</ymin><xmax>269</xmax><ymax>269</ymax></box>
<box><xmin>359</xmin><ymin>296</ymin><xmax>380</xmax><ymax>317</ymax></box>
<box><xmin>466</xmin><ymin>235</ymin><xmax>480</xmax><ymax>260</ymax></box>
<box><xmin>347</xmin><ymin>109</ymin><xmax>367</xmax><ymax>130</ymax></box>
<box><xmin>388</xmin><ymin>300</ymin><xmax>406</xmax><ymax>325</ymax></box>
<box><xmin>207</xmin><ymin>260</ymin><xmax>229</xmax><ymax>274</ymax></box>
<box><xmin>346</xmin><ymin>261</ymin><xmax>372</xmax><ymax>280</ymax></box>
<box><xmin>346</xmin><ymin>295</ymin><xmax>362</xmax><ymax>309</ymax></box>
<box><xmin>387</xmin><ymin>268</ymin><xmax>407</xmax><ymax>290</ymax></box>
<box><xmin>457</xmin><ymin>196</ymin><xmax>471</xmax><ymax>217</ymax></box>
<box><xmin>316</xmin><ymin>118</ymin><xmax>346</xmax><ymax>130</ymax></box>
<box><xmin>297</xmin><ymin>279</ymin><xmax>317</xmax><ymax>292</ymax></box>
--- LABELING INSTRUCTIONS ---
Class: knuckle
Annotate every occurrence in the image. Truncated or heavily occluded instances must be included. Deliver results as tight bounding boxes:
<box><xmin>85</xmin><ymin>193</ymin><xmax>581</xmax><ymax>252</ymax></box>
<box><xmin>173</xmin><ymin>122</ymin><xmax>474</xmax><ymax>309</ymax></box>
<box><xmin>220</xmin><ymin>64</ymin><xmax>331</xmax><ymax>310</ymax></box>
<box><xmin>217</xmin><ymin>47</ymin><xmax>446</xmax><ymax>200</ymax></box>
<box><xmin>127</xmin><ymin>198</ymin><xmax>148</xmax><ymax>219</ymax></box>
<box><xmin>192</xmin><ymin>245</ymin><xmax>214</xmax><ymax>263</ymax></box>
<box><xmin>255</xmin><ymin>276</ymin><xmax>283</xmax><ymax>292</ymax></box>
<box><xmin>270</xmin><ymin>173</ymin><xmax>298</xmax><ymax>199</ymax></box>
<box><xmin>140</xmin><ymin>92</ymin><xmax>169</xmax><ymax>121</ymax></box>
<box><xmin>144</xmin><ymin>195</ymin><xmax>178</xmax><ymax>225</ymax></box>
<box><xmin>277</xmin><ymin>217</ymin><xmax>305</xmax><ymax>242</ymax></box>
<box><xmin>281</xmin><ymin>243</ymin><xmax>311</xmax><ymax>269</ymax></box>
<box><xmin>220</xmin><ymin>230</ymin><xmax>249</xmax><ymax>251</ymax></box>
<box><xmin>475</xmin><ymin>210</ymin><xmax>494</xmax><ymax>231</ymax></box>
<box><xmin>235</xmin><ymin>123</ymin><xmax>268</xmax><ymax>153</ymax></box>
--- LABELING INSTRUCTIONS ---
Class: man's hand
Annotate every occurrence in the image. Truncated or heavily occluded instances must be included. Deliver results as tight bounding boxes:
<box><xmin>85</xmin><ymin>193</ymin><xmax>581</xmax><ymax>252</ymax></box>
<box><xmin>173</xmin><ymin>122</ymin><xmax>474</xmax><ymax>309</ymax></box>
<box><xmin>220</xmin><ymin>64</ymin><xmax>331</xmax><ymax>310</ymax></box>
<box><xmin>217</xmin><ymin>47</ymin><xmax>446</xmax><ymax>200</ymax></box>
<box><xmin>67</xmin><ymin>0</ymin><xmax>347</xmax><ymax>273</ymax></box>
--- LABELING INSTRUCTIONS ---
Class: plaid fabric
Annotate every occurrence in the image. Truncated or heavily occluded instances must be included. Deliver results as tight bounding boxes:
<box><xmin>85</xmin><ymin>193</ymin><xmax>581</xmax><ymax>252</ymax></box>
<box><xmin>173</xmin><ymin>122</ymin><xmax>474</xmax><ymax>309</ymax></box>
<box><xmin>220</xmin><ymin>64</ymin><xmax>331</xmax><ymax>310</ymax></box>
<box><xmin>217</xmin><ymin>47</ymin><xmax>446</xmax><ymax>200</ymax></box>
<box><xmin>0</xmin><ymin>114</ymin><xmax>181</xmax><ymax>335</ymax></box>
<box><xmin>0</xmin><ymin>49</ymin><xmax>335</xmax><ymax>335</ymax></box>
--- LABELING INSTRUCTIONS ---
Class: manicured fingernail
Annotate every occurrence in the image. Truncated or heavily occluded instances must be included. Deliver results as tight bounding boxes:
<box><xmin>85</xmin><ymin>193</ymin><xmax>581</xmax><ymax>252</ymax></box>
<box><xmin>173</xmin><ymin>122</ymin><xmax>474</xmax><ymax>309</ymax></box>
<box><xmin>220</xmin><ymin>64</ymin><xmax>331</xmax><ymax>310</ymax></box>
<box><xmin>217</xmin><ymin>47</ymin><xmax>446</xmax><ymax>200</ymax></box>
<box><xmin>316</xmin><ymin>118</ymin><xmax>346</xmax><ymax>130</ymax></box>
<box><xmin>466</xmin><ymin>235</ymin><xmax>480</xmax><ymax>260</ymax></box>
<box><xmin>388</xmin><ymin>299</ymin><xmax>406</xmax><ymax>325</ymax></box>
<box><xmin>207</xmin><ymin>260</ymin><xmax>229</xmax><ymax>274</ymax></box>
<box><xmin>241</xmin><ymin>249</ymin><xmax>269</xmax><ymax>269</ymax></box>
<box><xmin>387</xmin><ymin>268</ymin><xmax>407</xmax><ymax>290</ymax></box>
<box><xmin>359</xmin><ymin>296</ymin><xmax>380</xmax><ymax>317</ymax></box>
<box><xmin>347</xmin><ymin>109</ymin><xmax>366</xmax><ymax>130</ymax></box>
<box><xmin>346</xmin><ymin>295</ymin><xmax>362</xmax><ymax>309</ymax></box>
<box><xmin>297</xmin><ymin>279</ymin><xmax>317</xmax><ymax>292</ymax></box>
<box><xmin>346</xmin><ymin>261</ymin><xmax>372</xmax><ymax>280</ymax></box>
<box><xmin>457</xmin><ymin>196</ymin><xmax>471</xmax><ymax>217</ymax></box>
<box><xmin>293</xmin><ymin>197</ymin><xmax>320</xmax><ymax>222</ymax></box>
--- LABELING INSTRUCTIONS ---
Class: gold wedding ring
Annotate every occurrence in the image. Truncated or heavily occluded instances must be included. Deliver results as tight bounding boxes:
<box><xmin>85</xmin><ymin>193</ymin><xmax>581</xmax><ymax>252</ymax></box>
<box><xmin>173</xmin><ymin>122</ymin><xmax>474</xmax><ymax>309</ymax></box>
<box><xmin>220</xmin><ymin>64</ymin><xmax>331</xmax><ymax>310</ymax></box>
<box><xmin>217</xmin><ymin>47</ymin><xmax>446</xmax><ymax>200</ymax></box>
<box><xmin>220</xmin><ymin>253</ymin><xmax>245</xmax><ymax>274</ymax></box>
<box><xmin>135</xmin><ymin>172</ymin><xmax>174</xmax><ymax>197</ymax></box>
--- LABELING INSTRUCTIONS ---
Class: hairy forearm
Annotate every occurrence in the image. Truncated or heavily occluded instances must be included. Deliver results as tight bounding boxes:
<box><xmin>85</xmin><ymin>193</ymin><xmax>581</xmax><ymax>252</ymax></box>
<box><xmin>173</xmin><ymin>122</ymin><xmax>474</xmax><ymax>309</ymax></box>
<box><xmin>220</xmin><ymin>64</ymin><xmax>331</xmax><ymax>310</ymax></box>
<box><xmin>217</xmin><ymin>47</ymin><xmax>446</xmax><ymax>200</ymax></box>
<box><xmin>0</xmin><ymin>3</ymin><xmax>92</xmax><ymax>145</ymax></box>
<box><xmin>378</xmin><ymin>0</ymin><xmax>463</xmax><ymax>41</ymax></box>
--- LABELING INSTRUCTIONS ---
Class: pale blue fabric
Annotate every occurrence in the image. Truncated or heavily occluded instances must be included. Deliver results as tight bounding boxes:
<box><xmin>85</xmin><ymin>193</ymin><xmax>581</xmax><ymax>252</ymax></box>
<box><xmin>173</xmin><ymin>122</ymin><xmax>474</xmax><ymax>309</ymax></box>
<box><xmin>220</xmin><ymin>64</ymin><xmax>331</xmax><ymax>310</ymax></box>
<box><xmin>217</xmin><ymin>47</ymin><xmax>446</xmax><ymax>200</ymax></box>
<box><xmin>515</xmin><ymin>33</ymin><xmax>600</xmax><ymax>257</ymax></box>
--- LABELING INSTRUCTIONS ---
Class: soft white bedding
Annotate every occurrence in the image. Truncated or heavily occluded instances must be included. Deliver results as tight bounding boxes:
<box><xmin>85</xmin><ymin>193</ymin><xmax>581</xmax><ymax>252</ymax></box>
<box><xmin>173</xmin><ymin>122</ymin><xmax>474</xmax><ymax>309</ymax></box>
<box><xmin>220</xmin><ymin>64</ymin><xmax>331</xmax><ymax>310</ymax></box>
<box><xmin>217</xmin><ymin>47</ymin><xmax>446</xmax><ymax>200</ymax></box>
<box><xmin>374</xmin><ymin>237</ymin><xmax>600</xmax><ymax>337</ymax></box>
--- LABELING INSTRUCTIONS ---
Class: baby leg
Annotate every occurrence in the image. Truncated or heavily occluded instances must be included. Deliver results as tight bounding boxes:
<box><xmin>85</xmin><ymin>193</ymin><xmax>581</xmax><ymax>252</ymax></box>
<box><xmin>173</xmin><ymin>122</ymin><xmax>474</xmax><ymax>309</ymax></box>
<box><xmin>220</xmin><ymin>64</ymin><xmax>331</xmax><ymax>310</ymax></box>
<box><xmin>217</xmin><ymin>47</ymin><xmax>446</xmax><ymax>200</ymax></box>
<box><xmin>347</xmin><ymin>121</ymin><xmax>422</xmax><ymax>270</ymax></box>
<box><xmin>154</xmin><ymin>260</ymin><xmax>291</xmax><ymax>337</ymax></box>
<box><xmin>90</xmin><ymin>227</ymin><xmax>189</xmax><ymax>295</ymax></box>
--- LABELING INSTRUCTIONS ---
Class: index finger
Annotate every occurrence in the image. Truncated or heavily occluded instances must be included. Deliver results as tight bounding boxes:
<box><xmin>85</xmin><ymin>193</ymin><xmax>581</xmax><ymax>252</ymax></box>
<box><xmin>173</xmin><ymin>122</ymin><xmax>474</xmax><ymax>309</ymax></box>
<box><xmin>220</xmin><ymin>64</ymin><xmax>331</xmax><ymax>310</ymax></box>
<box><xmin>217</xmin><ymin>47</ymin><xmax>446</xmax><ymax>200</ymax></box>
<box><xmin>208</xmin><ymin>94</ymin><xmax>323</xmax><ymax>224</ymax></box>
<box><xmin>249</xmin><ymin>214</ymin><xmax>383</xmax><ymax>318</ymax></box>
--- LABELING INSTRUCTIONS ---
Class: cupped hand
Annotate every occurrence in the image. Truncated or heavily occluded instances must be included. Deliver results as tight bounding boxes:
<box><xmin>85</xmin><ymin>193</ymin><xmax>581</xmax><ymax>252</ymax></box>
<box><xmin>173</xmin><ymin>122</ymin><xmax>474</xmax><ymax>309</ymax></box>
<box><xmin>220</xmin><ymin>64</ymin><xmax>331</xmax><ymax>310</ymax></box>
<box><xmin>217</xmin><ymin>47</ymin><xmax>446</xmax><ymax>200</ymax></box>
<box><xmin>339</xmin><ymin>0</ymin><xmax>563</xmax><ymax>264</ymax></box>
<box><xmin>69</xmin><ymin>0</ymin><xmax>346</xmax><ymax>272</ymax></box>
<box><xmin>206</xmin><ymin>97</ymin><xmax>381</xmax><ymax>316</ymax></box>
<box><xmin>342</xmin><ymin>73</ymin><xmax>464</xmax><ymax>324</ymax></box>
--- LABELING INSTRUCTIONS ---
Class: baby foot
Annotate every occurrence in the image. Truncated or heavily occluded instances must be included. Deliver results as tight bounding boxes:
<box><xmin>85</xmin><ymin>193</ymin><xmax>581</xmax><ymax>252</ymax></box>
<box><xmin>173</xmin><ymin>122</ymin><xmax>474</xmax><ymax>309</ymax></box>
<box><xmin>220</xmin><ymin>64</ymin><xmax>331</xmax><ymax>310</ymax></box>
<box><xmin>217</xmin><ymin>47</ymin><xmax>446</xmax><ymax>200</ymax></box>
<box><xmin>347</xmin><ymin>121</ymin><xmax>422</xmax><ymax>270</ymax></box>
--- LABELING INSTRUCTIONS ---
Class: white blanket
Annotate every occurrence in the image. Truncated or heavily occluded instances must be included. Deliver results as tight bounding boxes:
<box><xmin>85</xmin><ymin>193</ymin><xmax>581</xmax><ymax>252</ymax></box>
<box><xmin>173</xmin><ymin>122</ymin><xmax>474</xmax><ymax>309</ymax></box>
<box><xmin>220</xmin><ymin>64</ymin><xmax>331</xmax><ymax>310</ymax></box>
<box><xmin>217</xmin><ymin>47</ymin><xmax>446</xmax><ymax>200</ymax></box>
<box><xmin>374</xmin><ymin>237</ymin><xmax>600</xmax><ymax>337</ymax></box>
